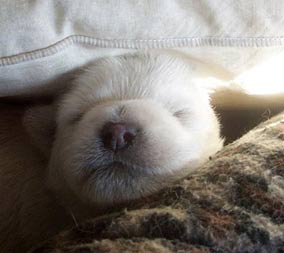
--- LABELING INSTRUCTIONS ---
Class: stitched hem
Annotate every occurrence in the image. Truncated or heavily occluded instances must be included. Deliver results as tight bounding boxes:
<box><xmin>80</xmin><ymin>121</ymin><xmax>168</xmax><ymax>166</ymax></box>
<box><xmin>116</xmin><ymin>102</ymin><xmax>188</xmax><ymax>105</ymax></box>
<box><xmin>1</xmin><ymin>35</ymin><xmax>284</xmax><ymax>66</ymax></box>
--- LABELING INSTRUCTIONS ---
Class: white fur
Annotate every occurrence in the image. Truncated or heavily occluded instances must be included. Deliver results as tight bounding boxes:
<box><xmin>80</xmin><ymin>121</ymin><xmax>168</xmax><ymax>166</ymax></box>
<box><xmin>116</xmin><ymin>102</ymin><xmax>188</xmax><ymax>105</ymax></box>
<box><xmin>48</xmin><ymin>52</ymin><xmax>223</xmax><ymax>206</ymax></box>
<box><xmin>0</xmin><ymin>51</ymin><xmax>223</xmax><ymax>252</ymax></box>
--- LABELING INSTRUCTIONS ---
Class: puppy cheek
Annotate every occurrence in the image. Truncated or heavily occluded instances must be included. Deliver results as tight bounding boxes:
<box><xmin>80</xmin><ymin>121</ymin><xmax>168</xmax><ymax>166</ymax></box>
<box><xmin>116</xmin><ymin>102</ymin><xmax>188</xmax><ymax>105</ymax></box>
<box><xmin>134</xmin><ymin>127</ymin><xmax>190</xmax><ymax>169</ymax></box>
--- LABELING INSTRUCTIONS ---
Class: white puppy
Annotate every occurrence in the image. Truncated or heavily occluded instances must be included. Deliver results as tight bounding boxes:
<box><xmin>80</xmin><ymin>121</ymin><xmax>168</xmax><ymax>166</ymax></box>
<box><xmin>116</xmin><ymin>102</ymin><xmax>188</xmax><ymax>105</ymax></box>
<box><xmin>1</xmin><ymin>52</ymin><xmax>223</xmax><ymax>252</ymax></box>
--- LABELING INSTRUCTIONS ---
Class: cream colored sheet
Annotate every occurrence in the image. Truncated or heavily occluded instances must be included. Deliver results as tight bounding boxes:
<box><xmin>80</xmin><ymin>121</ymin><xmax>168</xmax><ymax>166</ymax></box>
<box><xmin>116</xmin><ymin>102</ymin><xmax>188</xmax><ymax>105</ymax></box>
<box><xmin>1</xmin><ymin>0</ymin><xmax>284</xmax><ymax>97</ymax></box>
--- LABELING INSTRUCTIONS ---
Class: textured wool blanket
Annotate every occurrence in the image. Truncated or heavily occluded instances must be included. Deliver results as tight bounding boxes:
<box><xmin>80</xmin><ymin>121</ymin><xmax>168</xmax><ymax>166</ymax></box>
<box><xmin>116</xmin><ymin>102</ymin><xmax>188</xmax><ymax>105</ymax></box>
<box><xmin>29</xmin><ymin>112</ymin><xmax>284</xmax><ymax>253</ymax></box>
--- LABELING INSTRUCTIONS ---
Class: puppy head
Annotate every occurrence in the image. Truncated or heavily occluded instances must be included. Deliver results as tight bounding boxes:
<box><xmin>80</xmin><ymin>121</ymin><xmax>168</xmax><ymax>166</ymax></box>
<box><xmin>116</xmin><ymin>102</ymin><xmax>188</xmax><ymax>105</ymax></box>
<box><xmin>40</xmin><ymin>53</ymin><xmax>223</xmax><ymax>206</ymax></box>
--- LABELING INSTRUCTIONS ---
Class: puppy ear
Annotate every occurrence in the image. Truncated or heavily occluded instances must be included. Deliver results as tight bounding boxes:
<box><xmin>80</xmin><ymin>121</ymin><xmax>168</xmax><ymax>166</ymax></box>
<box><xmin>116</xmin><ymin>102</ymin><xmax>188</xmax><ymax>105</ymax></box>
<box><xmin>23</xmin><ymin>104</ymin><xmax>56</xmax><ymax>158</ymax></box>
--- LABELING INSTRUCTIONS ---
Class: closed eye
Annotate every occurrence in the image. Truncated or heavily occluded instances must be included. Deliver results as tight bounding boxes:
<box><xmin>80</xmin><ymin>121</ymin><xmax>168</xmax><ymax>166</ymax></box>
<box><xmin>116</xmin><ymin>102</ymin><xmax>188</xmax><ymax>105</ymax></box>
<box><xmin>173</xmin><ymin>109</ymin><xmax>191</xmax><ymax>119</ymax></box>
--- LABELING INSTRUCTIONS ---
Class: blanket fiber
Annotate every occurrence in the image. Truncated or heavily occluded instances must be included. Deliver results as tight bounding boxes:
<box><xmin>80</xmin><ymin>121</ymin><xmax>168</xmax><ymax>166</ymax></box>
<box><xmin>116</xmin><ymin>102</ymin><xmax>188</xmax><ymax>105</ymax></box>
<box><xmin>29</xmin><ymin>111</ymin><xmax>284</xmax><ymax>253</ymax></box>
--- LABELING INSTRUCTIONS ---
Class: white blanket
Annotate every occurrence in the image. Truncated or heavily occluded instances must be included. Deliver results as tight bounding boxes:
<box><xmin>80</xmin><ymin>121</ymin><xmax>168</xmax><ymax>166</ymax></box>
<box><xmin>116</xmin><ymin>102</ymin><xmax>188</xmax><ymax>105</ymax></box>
<box><xmin>1</xmin><ymin>0</ymin><xmax>284</xmax><ymax>97</ymax></box>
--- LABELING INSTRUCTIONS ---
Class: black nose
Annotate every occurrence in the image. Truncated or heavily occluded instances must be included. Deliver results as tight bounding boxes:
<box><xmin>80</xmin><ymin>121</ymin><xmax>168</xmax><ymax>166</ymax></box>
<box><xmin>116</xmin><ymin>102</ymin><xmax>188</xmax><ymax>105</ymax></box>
<box><xmin>101</xmin><ymin>123</ymin><xmax>137</xmax><ymax>151</ymax></box>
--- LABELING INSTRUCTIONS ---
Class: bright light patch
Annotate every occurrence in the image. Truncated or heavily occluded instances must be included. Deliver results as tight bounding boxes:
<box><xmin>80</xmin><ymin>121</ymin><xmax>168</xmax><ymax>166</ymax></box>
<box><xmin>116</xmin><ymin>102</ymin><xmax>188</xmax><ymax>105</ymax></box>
<box><xmin>194</xmin><ymin>52</ymin><xmax>284</xmax><ymax>95</ymax></box>
<box><xmin>235</xmin><ymin>52</ymin><xmax>284</xmax><ymax>95</ymax></box>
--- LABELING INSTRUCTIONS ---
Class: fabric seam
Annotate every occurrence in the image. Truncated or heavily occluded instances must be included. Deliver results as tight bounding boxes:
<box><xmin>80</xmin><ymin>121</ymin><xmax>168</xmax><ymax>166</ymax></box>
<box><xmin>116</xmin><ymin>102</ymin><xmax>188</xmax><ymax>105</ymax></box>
<box><xmin>2</xmin><ymin>35</ymin><xmax>284</xmax><ymax>66</ymax></box>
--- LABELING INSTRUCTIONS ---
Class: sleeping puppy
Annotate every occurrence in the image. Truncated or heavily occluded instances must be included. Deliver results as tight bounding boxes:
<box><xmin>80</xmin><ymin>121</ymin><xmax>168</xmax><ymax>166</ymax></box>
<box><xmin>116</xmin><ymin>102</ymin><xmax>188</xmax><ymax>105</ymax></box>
<box><xmin>33</xmin><ymin>52</ymin><xmax>223</xmax><ymax>206</ymax></box>
<box><xmin>1</xmin><ymin>52</ymin><xmax>223</xmax><ymax>252</ymax></box>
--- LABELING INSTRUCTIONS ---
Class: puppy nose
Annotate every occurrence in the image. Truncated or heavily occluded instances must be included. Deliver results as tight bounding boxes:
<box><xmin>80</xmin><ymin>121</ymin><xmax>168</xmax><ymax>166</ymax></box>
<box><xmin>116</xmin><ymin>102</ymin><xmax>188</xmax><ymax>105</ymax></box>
<box><xmin>101</xmin><ymin>123</ymin><xmax>137</xmax><ymax>151</ymax></box>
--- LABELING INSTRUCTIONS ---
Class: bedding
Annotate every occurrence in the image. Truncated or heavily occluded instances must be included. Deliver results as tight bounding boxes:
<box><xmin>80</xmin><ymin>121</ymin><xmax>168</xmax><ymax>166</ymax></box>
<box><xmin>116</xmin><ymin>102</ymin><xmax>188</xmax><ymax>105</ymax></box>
<box><xmin>29</xmin><ymin>111</ymin><xmax>284</xmax><ymax>252</ymax></box>
<box><xmin>1</xmin><ymin>1</ymin><xmax>284</xmax><ymax>97</ymax></box>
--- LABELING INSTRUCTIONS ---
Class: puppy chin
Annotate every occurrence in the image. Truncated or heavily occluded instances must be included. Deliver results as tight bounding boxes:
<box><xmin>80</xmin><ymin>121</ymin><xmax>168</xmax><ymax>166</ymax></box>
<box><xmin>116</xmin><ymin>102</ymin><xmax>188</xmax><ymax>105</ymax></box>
<box><xmin>56</xmin><ymin>158</ymin><xmax>189</xmax><ymax>206</ymax></box>
<box><xmin>79</xmin><ymin>164</ymin><xmax>171</xmax><ymax>205</ymax></box>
